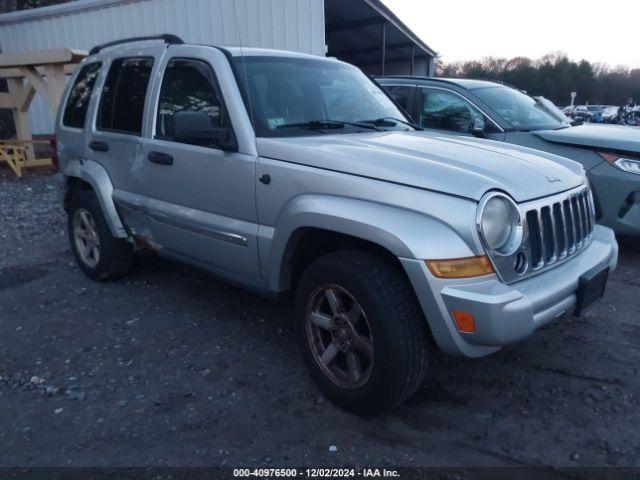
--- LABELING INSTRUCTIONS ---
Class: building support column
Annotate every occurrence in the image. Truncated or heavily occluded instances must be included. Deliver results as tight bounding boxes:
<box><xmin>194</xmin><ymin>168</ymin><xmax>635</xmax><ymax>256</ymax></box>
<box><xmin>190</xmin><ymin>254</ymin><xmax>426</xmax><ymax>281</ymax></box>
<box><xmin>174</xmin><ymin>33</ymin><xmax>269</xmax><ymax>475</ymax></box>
<box><xmin>428</xmin><ymin>56</ymin><xmax>435</xmax><ymax>76</ymax></box>
<box><xmin>381</xmin><ymin>21</ymin><xmax>386</xmax><ymax>75</ymax></box>
<box><xmin>44</xmin><ymin>64</ymin><xmax>67</xmax><ymax>119</ymax></box>
<box><xmin>411</xmin><ymin>46</ymin><xmax>415</xmax><ymax>75</ymax></box>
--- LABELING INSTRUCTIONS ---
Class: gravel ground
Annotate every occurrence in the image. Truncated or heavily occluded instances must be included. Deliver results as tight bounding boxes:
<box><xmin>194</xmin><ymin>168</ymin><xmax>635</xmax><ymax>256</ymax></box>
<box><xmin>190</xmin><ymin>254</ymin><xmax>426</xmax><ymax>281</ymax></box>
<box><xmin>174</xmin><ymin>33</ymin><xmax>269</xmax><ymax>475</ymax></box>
<box><xmin>0</xmin><ymin>169</ymin><xmax>639</xmax><ymax>469</ymax></box>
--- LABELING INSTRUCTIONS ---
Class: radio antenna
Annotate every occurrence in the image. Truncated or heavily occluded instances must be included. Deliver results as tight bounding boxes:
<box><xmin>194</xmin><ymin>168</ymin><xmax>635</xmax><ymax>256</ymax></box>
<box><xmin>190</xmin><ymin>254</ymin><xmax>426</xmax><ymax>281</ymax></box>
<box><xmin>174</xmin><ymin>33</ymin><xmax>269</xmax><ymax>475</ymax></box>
<box><xmin>231</xmin><ymin>0</ymin><xmax>257</xmax><ymax>145</ymax></box>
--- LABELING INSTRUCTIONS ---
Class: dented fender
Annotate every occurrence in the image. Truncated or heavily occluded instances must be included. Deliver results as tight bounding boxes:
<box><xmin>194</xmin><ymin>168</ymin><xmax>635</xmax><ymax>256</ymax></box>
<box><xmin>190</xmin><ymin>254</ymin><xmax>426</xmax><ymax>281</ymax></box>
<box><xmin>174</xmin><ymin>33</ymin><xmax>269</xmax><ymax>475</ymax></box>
<box><xmin>64</xmin><ymin>159</ymin><xmax>128</xmax><ymax>238</ymax></box>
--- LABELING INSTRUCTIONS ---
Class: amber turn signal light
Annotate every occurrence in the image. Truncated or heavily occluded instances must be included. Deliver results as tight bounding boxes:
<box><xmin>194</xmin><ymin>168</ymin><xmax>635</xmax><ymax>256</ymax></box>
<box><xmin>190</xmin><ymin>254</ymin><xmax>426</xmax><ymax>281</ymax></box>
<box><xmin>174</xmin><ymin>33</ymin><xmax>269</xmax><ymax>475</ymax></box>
<box><xmin>452</xmin><ymin>310</ymin><xmax>475</xmax><ymax>333</ymax></box>
<box><xmin>597</xmin><ymin>151</ymin><xmax>620</xmax><ymax>163</ymax></box>
<box><xmin>425</xmin><ymin>256</ymin><xmax>494</xmax><ymax>279</ymax></box>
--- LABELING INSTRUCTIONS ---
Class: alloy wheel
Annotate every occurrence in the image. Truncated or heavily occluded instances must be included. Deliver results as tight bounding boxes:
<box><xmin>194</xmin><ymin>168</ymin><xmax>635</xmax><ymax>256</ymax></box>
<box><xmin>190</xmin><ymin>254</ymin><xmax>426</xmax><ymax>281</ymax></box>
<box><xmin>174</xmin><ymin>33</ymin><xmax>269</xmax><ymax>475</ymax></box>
<box><xmin>72</xmin><ymin>208</ymin><xmax>101</xmax><ymax>268</ymax></box>
<box><xmin>305</xmin><ymin>284</ymin><xmax>374</xmax><ymax>389</ymax></box>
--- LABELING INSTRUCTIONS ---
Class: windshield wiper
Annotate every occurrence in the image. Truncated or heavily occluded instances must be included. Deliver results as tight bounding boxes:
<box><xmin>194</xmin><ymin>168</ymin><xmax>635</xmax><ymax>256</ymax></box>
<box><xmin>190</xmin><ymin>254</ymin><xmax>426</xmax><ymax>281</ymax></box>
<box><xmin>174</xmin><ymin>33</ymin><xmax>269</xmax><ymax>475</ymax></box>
<box><xmin>276</xmin><ymin>119</ymin><xmax>380</xmax><ymax>131</ymax></box>
<box><xmin>358</xmin><ymin>117</ymin><xmax>424</xmax><ymax>131</ymax></box>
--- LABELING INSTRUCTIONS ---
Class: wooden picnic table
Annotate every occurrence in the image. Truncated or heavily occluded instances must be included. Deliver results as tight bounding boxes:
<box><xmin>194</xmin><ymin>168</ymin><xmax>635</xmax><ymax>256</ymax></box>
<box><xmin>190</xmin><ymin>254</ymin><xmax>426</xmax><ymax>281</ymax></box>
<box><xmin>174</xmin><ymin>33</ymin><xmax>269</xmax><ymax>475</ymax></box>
<box><xmin>0</xmin><ymin>139</ymin><xmax>53</xmax><ymax>178</ymax></box>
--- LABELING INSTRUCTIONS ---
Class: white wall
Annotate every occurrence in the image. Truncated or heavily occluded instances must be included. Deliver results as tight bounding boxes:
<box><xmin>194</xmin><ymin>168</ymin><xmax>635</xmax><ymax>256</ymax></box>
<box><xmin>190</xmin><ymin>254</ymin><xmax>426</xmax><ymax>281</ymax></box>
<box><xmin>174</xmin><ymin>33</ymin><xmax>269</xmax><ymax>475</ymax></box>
<box><xmin>0</xmin><ymin>0</ymin><xmax>326</xmax><ymax>133</ymax></box>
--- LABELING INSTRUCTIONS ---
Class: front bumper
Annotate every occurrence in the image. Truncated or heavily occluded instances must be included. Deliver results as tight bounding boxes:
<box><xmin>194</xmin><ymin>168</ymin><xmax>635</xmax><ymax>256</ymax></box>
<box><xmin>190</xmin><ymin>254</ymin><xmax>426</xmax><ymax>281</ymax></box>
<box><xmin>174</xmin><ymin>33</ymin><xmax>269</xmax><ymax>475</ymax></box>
<box><xmin>401</xmin><ymin>226</ymin><xmax>618</xmax><ymax>358</ymax></box>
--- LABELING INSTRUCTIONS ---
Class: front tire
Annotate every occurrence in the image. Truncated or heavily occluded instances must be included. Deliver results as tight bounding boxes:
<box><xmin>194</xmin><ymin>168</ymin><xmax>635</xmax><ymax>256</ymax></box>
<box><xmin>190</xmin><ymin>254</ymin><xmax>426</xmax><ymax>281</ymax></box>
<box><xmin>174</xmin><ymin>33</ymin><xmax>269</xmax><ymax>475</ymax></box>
<box><xmin>67</xmin><ymin>190</ymin><xmax>133</xmax><ymax>281</ymax></box>
<box><xmin>295</xmin><ymin>250</ymin><xmax>429</xmax><ymax>414</ymax></box>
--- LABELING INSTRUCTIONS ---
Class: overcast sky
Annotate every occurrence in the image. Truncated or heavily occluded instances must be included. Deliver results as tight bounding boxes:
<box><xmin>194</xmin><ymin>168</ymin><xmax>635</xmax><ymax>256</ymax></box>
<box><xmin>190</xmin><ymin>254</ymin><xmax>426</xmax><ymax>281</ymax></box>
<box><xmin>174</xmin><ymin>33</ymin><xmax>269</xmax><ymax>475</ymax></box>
<box><xmin>381</xmin><ymin>0</ymin><xmax>640</xmax><ymax>69</ymax></box>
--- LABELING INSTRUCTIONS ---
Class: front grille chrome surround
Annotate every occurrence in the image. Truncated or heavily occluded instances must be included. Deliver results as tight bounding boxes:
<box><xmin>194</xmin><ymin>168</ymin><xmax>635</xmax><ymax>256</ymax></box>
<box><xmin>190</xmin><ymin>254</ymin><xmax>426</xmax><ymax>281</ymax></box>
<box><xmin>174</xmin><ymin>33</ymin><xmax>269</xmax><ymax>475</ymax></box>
<box><xmin>484</xmin><ymin>185</ymin><xmax>596</xmax><ymax>284</ymax></box>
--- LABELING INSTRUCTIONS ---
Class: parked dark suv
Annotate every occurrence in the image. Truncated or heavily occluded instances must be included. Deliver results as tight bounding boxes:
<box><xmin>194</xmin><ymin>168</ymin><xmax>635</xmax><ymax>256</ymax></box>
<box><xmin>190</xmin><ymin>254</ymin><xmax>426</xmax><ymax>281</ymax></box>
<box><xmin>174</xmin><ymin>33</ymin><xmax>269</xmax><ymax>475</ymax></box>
<box><xmin>377</xmin><ymin>77</ymin><xmax>640</xmax><ymax>237</ymax></box>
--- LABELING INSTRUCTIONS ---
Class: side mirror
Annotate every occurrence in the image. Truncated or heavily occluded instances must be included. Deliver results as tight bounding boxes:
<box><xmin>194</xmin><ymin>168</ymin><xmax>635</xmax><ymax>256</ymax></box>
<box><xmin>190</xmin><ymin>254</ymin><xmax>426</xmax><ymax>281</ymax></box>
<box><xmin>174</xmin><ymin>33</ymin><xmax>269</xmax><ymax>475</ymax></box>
<box><xmin>472</xmin><ymin>115</ymin><xmax>487</xmax><ymax>138</ymax></box>
<box><xmin>173</xmin><ymin>111</ymin><xmax>236</xmax><ymax>150</ymax></box>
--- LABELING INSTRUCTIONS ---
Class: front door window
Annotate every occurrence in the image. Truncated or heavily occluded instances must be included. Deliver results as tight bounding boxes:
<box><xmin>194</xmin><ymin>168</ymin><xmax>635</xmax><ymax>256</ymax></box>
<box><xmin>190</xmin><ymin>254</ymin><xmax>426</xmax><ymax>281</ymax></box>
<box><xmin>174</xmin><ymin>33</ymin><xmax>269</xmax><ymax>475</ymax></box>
<box><xmin>420</xmin><ymin>88</ymin><xmax>493</xmax><ymax>134</ymax></box>
<box><xmin>156</xmin><ymin>58</ymin><xmax>230</xmax><ymax>147</ymax></box>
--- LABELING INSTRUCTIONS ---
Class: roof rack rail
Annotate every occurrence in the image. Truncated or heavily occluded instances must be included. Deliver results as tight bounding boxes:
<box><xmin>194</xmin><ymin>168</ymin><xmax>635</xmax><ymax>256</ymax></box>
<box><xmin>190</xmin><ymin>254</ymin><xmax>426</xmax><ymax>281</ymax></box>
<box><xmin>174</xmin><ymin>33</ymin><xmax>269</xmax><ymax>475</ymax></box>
<box><xmin>89</xmin><ymin>34</ymin><xmax>184</xmax><ymax>55</ymax></box>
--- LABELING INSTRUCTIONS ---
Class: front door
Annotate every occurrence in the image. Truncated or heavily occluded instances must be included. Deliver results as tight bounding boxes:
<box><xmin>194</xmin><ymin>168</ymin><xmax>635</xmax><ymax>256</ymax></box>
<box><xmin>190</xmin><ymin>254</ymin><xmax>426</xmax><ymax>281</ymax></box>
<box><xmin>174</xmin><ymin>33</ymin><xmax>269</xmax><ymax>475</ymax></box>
<box><xmin>417</xmin><ymin>87</ymin><xmax>501</xmax><ymax>138</ymax></box>
<box><xmin>384</xmin><ymin>84</ymin><xmax>504</xmax><ymax>140</ymax></box>
<box><xmin>137</xmin><ymin>46</ymin><xmax>259</xmax><ymax>280</ymax></box>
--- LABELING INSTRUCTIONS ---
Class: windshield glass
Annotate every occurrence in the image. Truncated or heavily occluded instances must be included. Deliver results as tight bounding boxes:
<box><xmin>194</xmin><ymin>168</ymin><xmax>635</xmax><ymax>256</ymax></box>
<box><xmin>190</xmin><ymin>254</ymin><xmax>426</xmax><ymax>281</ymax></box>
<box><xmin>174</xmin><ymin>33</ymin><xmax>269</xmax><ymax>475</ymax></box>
<box><xmin>232</xmin><ymin>56</ymin><xmax>410</xmax><ymax>137</ymax></box>
<box><xmin>534</xmin><ymin>96</ymin><xmax>573</xmax><ymax>124</ymax></box>
<box><xmin>473</xmin><ymin>86</ymin><xmax>565</xmax><ymax>131</ymax></box>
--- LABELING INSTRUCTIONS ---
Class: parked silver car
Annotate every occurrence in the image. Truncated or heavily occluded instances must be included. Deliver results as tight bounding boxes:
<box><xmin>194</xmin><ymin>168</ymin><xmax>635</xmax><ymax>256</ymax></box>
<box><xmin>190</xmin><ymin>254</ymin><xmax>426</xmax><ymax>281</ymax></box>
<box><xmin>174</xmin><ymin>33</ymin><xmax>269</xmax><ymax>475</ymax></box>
<box><xmin>56</xmin><ymin>36</ymin><xmax>618</xmax><ymax>413</ymax></box>
<box><xmin>378</xmin><ymin>77</ymin><xmax>640</xmax><ymax>236</ymax></box>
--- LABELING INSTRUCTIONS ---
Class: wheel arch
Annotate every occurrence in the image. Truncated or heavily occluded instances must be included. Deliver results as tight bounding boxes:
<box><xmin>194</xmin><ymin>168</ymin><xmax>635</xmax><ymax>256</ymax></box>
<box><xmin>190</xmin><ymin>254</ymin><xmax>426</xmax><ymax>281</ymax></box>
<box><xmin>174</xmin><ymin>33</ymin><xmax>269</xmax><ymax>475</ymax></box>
<box><xmin>63</xmin><ymin>159</ymin><xmax>128</xmax><ymax>238</ymax></box>
<box><xmin>267</xmin><ymin>194</ymin><xmax>477</xmax><ymax>292</ymax></box>
<box><xmin>281</xmin><ymin>227</ymin><xmax>408</xmax><ymax>294</ymax></box>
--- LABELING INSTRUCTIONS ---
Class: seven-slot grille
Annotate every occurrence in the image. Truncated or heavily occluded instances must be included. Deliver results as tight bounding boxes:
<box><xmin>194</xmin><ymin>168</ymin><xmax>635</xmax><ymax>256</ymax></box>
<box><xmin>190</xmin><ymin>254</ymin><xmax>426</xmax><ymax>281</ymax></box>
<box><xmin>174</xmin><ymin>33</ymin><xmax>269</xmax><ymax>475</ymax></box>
<box><xmin>524</xmin><ymin>187</ymin><xmax>595</xmax><ymax>272</ymax></box>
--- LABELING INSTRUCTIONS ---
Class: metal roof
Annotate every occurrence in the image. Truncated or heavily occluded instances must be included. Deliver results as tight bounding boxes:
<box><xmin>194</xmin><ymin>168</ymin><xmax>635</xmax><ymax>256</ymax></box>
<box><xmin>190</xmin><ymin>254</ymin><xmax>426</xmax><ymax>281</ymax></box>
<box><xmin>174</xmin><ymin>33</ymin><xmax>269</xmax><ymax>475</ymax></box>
<box><xmin>324</xmin><ymin>0</ymin><xmax>436</xmax><ymax>76</ymax></box>
<box><xmin>365</xmin><ymin>0</ymin><xmax>436</xmax><ymax>57</ymax></box>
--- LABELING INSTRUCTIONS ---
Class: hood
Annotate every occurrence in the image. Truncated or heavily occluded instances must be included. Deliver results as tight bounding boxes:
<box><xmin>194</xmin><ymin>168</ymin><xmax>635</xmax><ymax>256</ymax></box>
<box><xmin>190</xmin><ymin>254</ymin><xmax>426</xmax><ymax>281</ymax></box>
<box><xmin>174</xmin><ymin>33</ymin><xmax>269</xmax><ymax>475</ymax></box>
<box><xmin>534</xmin><ymin>124</ymin><xmax>640</xmax><ymax>153</ymax></box>
<box><xmin>257</xmin><ymin>131</ymin><xmax>585</xmax><ymax>202</ymax></box>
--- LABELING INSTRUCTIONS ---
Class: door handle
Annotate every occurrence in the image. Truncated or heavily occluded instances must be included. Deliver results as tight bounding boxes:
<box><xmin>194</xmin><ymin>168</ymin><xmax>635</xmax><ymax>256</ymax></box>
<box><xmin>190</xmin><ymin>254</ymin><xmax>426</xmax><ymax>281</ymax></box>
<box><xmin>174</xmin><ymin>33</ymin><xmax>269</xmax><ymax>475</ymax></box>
<box><xmin>89</xmin><ymin>140</ymin><xmax>109</xmax><ymax>152</ymax></box>
<box><xmin>259</xmin><ymin>174</ymin><xmax>271</xmax><ymax>185</ymax></box>
<box><xmin>147</xmin><ymin>151</ymin><xmax>174</xmax><ymax>165</ymax></box>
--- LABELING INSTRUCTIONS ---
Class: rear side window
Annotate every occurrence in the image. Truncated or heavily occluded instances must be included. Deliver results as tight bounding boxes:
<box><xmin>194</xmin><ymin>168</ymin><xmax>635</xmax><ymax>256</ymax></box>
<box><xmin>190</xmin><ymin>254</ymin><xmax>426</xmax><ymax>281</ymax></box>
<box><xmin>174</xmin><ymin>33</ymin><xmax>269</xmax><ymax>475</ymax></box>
<box><xmin>384</xmin><ymin>85</ymin><xmax>413</xmax><ymax>112</ymax></box>
<box><xmin>62</xmin><ymin>62</ymin><xmax>102</xmax><ymax>128</ymax></box>
<box><xmin>97</xmin><ymin>57</ymin><xmax>153</xmax><ymax>135</ymax></box>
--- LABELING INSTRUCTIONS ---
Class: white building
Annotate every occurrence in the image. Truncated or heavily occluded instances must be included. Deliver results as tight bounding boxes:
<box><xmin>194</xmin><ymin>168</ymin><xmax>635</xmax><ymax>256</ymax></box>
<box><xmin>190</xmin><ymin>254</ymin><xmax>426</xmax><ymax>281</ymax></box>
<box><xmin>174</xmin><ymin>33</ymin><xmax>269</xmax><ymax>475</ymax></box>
<box><xmin>0</xmin><ymin>0</ymin><xmax>436</xmax><ymax>133</ymax></box>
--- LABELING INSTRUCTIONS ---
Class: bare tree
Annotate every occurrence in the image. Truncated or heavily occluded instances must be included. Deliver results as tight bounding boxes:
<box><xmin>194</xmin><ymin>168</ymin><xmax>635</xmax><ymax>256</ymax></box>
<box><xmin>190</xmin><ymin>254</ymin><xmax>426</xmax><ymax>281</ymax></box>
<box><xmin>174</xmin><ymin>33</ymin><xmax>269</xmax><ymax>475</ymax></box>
<box><xmin>436</xmin><ymin>53</ymin><xmax>640</xmax><ymax>106</ymax></box>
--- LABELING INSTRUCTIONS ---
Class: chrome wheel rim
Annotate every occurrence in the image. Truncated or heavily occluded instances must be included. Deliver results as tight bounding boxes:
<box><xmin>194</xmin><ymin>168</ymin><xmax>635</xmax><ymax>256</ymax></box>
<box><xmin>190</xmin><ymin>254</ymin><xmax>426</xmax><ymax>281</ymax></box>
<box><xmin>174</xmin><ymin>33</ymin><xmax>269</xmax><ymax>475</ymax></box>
<box><xmin>72</xmin><ymin>208</ymin><xmax>100</xmax><ymax>268</ymax></box>
<box><xmin>305</xmin><ymin>284</ymin><xmax>374</xmax><ymax>389</ymax></box>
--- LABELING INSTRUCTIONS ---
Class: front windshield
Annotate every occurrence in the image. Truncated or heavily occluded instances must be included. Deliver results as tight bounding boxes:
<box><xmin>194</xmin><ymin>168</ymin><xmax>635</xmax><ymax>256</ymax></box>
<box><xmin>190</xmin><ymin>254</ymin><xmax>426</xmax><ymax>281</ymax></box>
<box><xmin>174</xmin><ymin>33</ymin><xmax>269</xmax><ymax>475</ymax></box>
<box><xmin>473</xmin><ymin>86</ymin><xmax>565</xmax><ymax>131</ymax></box>
<box><xmin>232</xmin><ymin>56</ymin><xmax>410</xmax><ymax>137</ymax></box>
<box><xmin>534</xmin><ymin>96</ymin><xmax>573</xmax><ymax>124</ymax></box>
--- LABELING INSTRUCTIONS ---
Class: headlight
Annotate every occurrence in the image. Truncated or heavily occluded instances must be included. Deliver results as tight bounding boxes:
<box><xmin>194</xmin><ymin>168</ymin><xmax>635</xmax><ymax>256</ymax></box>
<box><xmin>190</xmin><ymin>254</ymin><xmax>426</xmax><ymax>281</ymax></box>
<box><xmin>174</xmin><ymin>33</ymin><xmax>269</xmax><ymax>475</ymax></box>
<box><xmin>598</xmin><ymin>152</ymin><xmax>640</xmax><ymax>175</ymax></box>
<box><xmin>476</xmin><ymin>192</ymin><xmax>523</xmax><ymax>256</ymax></box>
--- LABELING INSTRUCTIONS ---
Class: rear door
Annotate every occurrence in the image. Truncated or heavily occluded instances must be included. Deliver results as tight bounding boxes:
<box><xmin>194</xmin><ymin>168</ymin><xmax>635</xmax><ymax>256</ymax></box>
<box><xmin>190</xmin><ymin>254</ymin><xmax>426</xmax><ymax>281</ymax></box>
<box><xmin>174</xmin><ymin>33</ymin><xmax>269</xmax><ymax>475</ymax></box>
<box><xmin>86</xmin><ymin>47</ymin><xmax>163</xmax><ymax>231</ymax></box>
<box><xmin>136</xmin><ymin>45</ymin><xmax>260</xmax><ymax>280</ymax></box>
<box><xmin>57</xmin><ymin>61</ymin><xmax>104</xmax><ymax>169</ymax></box>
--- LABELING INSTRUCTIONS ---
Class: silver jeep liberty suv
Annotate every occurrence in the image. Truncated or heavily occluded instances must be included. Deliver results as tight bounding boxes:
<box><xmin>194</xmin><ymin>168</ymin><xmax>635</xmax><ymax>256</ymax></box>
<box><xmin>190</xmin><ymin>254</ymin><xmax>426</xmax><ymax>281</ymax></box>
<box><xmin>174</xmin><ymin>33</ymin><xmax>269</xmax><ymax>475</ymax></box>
<box><xmin>56</xmin><ymin>35</ymin><xmax>618</xmax><ymax>414</ymax></box>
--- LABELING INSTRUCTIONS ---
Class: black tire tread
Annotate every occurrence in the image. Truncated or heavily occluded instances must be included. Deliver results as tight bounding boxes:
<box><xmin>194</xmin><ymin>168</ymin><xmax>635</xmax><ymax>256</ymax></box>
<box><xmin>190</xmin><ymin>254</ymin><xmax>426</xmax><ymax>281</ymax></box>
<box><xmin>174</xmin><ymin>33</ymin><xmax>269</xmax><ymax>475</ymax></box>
<box><xmin>343</xmin><ymin>251</ymin><xmax>429</xmax><ymax>406</ymax></box>
<box><xmin>295</xmin><ymin>249</ymin><xmax>429</xmax><ymax>413</ymax></box>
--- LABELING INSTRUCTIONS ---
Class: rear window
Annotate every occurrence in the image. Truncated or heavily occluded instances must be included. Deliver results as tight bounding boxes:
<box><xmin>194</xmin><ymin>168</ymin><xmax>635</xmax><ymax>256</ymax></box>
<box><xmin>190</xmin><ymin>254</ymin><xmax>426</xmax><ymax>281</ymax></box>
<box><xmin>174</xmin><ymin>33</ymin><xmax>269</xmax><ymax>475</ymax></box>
<box><xmin>97</xmin><ymin>57</ymin><xmax>154</xmax><ymax>135</ymax></box>
<box><xmin>62</xmin><ymin>62</ymin><xmax>102</xmax><ymax>129</ymax></box>
<box><xmin>384</xmin><ymin>85</ymin><xmax>413</xmax><ymax>112</ymax></box>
